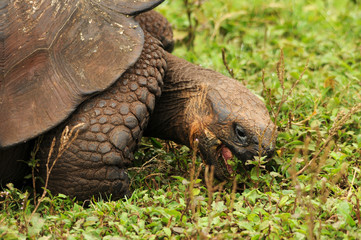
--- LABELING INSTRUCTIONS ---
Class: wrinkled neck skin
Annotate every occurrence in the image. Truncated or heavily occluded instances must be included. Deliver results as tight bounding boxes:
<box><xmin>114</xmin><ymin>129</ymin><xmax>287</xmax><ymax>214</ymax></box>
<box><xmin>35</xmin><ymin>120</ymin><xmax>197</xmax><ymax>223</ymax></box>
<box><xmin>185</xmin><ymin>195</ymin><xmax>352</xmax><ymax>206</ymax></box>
<box><xmin>145</xmin><ymin>52</ymin><xmax>277</xmax><ymax>179</ymax></box>
<box><xmin>144</xmin><ymin>52</ymin><xmax>206</xmax><ymax>146</ymax></box>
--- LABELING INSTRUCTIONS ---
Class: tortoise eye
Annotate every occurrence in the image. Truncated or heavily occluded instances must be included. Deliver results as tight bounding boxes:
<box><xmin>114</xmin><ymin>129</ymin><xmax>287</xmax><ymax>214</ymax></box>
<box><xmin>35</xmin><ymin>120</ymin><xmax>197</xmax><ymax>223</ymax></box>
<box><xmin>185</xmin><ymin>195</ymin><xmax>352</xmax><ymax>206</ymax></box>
<box><xmin>235</xmin><ymin>125</ymin><xmax>248</xmax><ymax>145</ymax></box>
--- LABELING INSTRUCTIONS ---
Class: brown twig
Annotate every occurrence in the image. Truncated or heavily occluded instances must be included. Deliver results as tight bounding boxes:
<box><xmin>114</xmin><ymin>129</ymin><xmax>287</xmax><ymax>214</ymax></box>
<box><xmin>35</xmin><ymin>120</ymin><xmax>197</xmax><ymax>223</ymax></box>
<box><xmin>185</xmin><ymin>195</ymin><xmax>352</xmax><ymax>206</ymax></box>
<box><xmin>183</xmin><ymin>0</ymin><xmax>199</xmax><ymax>49</ymax></box>
<box><xmin>261</xmin><ymin>69</ymin><xmax>274</xmax><ymax>116</ymax></box>
<box><xmin>204</xmin><ymin>165</ymin><xmax>215</xmax><ymax>211</ymax></box>
<box><xmin>221</xmin><ymin>48</ymin><xmax>234</xmax><ymax>78</ymax></box>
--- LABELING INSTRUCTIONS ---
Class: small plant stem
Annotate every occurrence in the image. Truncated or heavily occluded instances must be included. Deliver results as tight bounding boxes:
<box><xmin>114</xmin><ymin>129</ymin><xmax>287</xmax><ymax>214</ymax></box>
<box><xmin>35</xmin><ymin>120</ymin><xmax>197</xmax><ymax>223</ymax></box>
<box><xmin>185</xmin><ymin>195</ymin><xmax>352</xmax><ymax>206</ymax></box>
<box><xmin>30</xmin><ymin>137</ymin><xmax>56</xmax><ymax>220</ymax></box>
<box><xmin>22</xmin><ymin>192</ymin><xmax>29</xmax><ymax>234</ymax></box>
<box><xmin>32</xmin><ymin>167</ymin><xmax>36</xmax><ymax>205</ymax></box>
<box><xmin>347</xmin><ymin>168</ymin><xmax>359</xmax><ymax>198</ymax></box>
<box><xmin>166</xmin><ymin>216</ymin><xmax>173</xmax><ymax>228</ymax></box>
<box><xmin>183</xmin><ymin>0</ymin><xmax>197</xmax><ymax>49</ymax></box>
<box><xmin>221</xmin><ymin>48</ymin><xmax>234</xmax><ymax>78</ymax></box>
<box><xmin>296</xmin><ymin>103</ymin><xmax>361</xmax><ymax>176</ymax></box>
<box><xmin>229</xmin><ymin>176</ymin><xmax>237</xmax><ymax>213</ymax></box>
<box><xmin>204</xmin><ymin>165</ymin><xmax>215</xmax><ymax>233</ymax></box>
<box><xmin>275</xmin><ymin>56</ymin><xmax>309</xmax><ymax>125</ymax></box>
<box><xmin>204</xmin><ymin>165</ymin><xmax>214</xmax><ymax>211</ymax></box>
<box><xmin>188</xmin><ymin>138</ymin><xmax>199</xmax><ymax>217</ymax></box>
<box><xmin>30</xmin><ymin>138</ymin><xmax>42</xmax><ymax>206</ymax></box>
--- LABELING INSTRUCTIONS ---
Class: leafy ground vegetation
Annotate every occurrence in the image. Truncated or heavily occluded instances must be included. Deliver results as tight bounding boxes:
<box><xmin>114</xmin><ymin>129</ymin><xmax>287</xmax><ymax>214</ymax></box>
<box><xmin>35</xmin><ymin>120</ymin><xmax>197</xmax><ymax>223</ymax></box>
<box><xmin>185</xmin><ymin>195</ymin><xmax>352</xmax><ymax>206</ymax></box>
<box><xmin>1</xmin><ymin>0</ymin><xmax>361</xmax><ymax>239</ymax></box>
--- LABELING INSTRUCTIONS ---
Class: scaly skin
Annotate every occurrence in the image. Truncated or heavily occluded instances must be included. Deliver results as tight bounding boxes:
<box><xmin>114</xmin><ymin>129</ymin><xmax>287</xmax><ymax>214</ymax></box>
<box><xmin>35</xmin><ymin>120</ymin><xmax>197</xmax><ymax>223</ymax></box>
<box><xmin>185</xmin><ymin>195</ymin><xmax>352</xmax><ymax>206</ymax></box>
<box><xmin>145</xmin><ymin>52</ymin><xmax>277</xmax><ymax>180</ymax></box>
<box><xmin>0</xmin><ymin>10</ymin><xmax>173</xmax><ymax>199</ymax></box>
<box><xmin>135</xmin><ymin>10</ymin><xmax>174</xmax><ymax>52</ymax></box>
<box><xmin>38</xmin><ymin>33</ymin><xmax>166</xmax><ymax>200</ymax></box>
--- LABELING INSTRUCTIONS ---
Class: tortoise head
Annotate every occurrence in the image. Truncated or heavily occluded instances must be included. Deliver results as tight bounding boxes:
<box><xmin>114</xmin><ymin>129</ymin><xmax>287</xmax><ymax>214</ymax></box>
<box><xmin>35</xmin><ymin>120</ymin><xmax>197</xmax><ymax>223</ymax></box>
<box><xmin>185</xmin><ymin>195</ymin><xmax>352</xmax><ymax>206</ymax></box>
<box><xmin>145</xmin><ymin>53</ymin><xmax>277</xmax><ymax>180</ymax></box>
<box><xmin>187</xmin><ymin>77</ymin><xmax>277</xmax><ymax>180</ymax></box>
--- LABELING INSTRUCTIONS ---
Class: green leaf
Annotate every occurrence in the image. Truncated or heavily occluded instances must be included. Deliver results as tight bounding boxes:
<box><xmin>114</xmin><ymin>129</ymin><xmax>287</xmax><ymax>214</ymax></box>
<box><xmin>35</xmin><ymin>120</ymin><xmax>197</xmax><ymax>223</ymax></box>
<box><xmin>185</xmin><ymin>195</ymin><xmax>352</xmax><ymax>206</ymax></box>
<box><xmin>28</xmin><ymin>214</ymin><xmax>45</xmax><ymax>237</ymax></box>
<box><xmin>237</xmin><ymin>221</ymin><xmax>254</xmax><ymax>231</ymax></box>
<box><xmin>150</xmin><ymin>137</ymin><xmax>163</xmax><ymax>149</ymax></box>
<box><xmin>192</xmin><ymin>188</ymin><xmax>200</xmax><ymax>196</ymax></box>
<box><xmin>279</xmin><ymin>196</ymin><xmax>289</xmax><ymax>208</ymax></box>
<box><xmin>337</xmin><ymin>201</ymin><xmax>356</xmax><ymax>227</ymax></box>
<box><xmin>163</xmin><ymin>227</ymin><xmax>172</xmax><ymax>237</ymax></box>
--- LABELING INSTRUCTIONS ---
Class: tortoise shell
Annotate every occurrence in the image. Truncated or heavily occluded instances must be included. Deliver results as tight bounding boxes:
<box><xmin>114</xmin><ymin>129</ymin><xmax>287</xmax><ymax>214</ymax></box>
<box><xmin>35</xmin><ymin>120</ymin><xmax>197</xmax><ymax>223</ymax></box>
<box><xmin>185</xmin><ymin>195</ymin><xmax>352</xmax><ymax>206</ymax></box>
<box><xmin>0</xmin><ymin>0</ymin><xmax>163</xmax><ymax>147</ymax></box>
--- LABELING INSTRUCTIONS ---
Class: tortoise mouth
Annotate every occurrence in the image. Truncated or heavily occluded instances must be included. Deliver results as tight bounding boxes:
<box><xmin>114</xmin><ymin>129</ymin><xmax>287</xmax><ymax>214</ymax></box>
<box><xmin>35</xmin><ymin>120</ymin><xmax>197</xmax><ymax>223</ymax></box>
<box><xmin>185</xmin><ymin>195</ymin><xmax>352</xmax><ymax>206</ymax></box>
<box><xmin>214</xmin><ymin>142</ymin><xmax>259</xmax><ymax>180</ymax></box>
<box><xmin>218</xmin><ymin>144</ymin><xmax>234</xmax><ymax>175</ymax></box>
<box><xmin>213</xmin><ymin>144</ymin><xmax>239</xmax><ymax>180</ymax></box>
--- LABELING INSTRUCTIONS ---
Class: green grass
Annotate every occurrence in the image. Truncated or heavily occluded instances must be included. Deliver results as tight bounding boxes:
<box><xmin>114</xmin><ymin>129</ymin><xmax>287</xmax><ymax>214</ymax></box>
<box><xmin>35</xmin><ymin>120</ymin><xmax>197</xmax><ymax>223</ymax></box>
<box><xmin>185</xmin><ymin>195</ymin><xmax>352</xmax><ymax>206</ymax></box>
<box><xmin>1</xmin><ymin>0</ymin><xmax>361</xmax><ymax>239</ymax></box>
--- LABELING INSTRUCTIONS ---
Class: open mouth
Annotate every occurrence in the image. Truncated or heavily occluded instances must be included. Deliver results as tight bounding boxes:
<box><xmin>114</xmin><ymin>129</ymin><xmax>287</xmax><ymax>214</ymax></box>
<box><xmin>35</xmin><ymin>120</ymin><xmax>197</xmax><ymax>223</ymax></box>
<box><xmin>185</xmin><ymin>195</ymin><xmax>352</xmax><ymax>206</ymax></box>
<box><xmin>218</xmin><ymin>144</ymin><xmax>235</xmax><ymax>175</ymax></box>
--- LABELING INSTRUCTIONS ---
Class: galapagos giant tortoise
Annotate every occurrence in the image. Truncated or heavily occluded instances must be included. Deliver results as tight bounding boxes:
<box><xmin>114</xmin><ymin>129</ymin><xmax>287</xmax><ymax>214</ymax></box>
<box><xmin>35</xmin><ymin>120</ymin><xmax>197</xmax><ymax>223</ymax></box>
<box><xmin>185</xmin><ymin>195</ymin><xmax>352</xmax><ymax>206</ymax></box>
<box><xmin>0</xmin><ymin>0</ymin><xmax>277</xmax><ymax>200</ymax></box>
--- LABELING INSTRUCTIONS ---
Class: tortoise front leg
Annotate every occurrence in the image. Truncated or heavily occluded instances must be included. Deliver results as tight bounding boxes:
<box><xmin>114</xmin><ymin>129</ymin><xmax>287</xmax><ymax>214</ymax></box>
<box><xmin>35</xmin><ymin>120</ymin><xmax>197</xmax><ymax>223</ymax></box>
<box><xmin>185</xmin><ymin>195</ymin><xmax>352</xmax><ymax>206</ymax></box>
<box><xmin>37</xmin><ymin>34</ymin><xmax>166</xmax><ymax>201</ymax></box>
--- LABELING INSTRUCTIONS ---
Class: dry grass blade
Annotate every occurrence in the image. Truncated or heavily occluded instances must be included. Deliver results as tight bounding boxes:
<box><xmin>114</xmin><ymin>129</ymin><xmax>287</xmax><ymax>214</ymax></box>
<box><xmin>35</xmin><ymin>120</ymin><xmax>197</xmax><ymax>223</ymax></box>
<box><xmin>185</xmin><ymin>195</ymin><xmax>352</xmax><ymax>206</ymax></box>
<box><xmin>261</xmin><ymin>69</ymin><xmax>274</xmax><ymax>114</ymax></box>
<box><xmin>274</xmin><ymin>53</ymin><xmax>309</xmax><ymax>123</ymax></box>
<box><xmin>211</xmin><ymin>11</ymin><xmax>247</xmax><ymax>39</ymax></box>
<box><xmin>204</xmin><ymin>165</ymin><xmax>214</xmax><ymax>232</ymax></box>
<box><xmin>229</xmin><ymin>176</ymin><xmax>238</xmax><ymax>213</ymax></box>
<box><xmin>276</xmin><ymin>49</ymin><xmax>285</xmax><ymax>87</ymax></box>
<box><xmin>204</xmin><ymin>165</ymin><xmax>215</xmax><ymax>211</ymax></box>
<box><xmin>189</xmin><ymin>138</ymin><xmax>201</xmax><ymax>215</ymax></box>
<box><xmin>28</xmin><ymin>123</ymin><xmax>84</xmax><ymax>221</ymax></box>
<box><xmin>347</xmin><ymin>169</ymin><xmax>359</xmax><ymax>198</ymax></box>
<box><xmin>262</xmin><ymin>50</ymin><xmax>307</xmax><ymax>126</ymax></box>
<box><xmin>296</xmin><ymin>103</ymin><xmax>361</xmax><ymax>176</ymax></box>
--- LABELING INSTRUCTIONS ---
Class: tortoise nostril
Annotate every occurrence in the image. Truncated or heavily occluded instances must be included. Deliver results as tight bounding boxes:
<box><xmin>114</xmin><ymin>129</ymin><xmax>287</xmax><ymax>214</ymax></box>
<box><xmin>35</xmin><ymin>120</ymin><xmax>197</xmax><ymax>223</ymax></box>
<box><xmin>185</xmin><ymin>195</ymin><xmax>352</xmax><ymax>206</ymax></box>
<box><xmin>255</xmin><ymin>143</ymin><xmax>276</xmax><ymax>158</ymax></box>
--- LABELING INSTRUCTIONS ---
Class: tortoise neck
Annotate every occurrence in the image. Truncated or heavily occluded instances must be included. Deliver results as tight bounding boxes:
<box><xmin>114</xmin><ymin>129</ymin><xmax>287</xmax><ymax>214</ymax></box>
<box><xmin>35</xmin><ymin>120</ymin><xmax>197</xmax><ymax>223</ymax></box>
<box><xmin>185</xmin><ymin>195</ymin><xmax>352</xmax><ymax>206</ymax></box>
<box><xmin>144</xmin><ymin>53</ymin><xmax>203</xmax><ymax>147</ymax></box>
